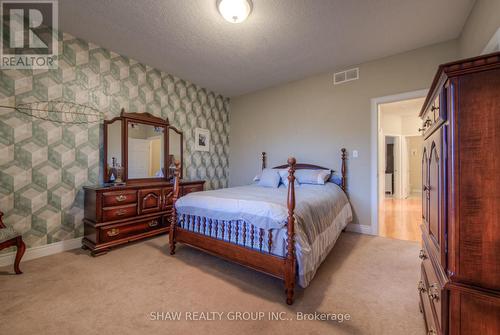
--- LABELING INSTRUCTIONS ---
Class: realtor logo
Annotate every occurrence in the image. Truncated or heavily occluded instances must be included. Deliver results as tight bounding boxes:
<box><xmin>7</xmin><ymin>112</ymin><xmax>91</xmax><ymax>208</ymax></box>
<box><xmin>0</xmin><ymin>0</ymin><xmax>58</xmax><ymax>69</ymax></box>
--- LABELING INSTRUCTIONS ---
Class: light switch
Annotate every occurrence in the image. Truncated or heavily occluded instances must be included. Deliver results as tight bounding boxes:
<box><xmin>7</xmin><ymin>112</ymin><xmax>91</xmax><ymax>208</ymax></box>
<box><xmin>352</xmin><ymin>150</ymin><xmax>358</xmax><ymax>158</ymax></box>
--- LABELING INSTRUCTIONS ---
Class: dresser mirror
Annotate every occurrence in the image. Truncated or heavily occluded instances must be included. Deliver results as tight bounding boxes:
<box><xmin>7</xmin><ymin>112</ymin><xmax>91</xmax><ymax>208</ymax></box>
<box><xmin>103</xmin><ymin>110</ymin><xmax>183</xmax><ymax>183</ymax></box>
<box><xmin>127</xmin><ymin>121</ymin><xmax>165</xmax><ymax>179</ymax></box>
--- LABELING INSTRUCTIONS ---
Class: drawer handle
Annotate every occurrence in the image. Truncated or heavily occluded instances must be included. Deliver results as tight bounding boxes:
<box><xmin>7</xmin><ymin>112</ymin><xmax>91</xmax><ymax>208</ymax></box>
<box><xmin>431</xmin><ymin>105</ymin><xmax>439</xmax><ymax>112</ymax></box>
<box><xmin>428</xmin><ymin>284</ymin><xmax>440</xmax><ymax>301</ymax></box>
<box><xmin>428</xmin><ymin>329</ymin><xmax>437</xmax><ymax>335</ymax></box>
<box><xmin>115</xmin><ymin>209</ymin><xmax>127</xmax><ymax>216</ymax></box>
<box><xmin>107</xmin><ymin>228</ymin><xmax>120</xmax><ymax>237</ymax></box>
<box><xmin>417</xmin><ymin>280</ymin><xmax>426</xmax><ymax>293</ymax></box>
<box><xmin>149</xmin><ymin>220</ymin><xmax>159</xmax><ymax>227</ymax></box>
<box><xmin>115</xmin><ymin>195</ymin><xmax>127</xmax><ymax>202</ymax></box>
<box><xmin>419</xmin><ymin>249</ymin><xmax>427</xmax><ymax>260</ymax></box>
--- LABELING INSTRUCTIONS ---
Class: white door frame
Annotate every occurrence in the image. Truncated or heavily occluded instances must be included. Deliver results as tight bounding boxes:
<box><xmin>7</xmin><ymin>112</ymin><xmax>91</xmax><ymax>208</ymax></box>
<box><xmin>370</xmin><ymin>89</ymin><xmax>428</xmax><ymax>235</ymax></box>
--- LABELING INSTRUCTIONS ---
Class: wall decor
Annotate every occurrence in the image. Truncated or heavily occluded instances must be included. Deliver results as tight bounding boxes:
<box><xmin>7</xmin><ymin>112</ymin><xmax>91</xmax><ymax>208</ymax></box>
<box><xmin>194</xmin><ymin>128</ymin><xmax>210</xmax><ymax>152</ymax></box>
<box><xmin>0</xmin><ymin>100</ymin><xmax>103</xmax><ymax>124</ymax></box>
<box><xmin>0</xmin><ymin>31</ymin><xmax>230</xmax><ymax>253</ymax></box>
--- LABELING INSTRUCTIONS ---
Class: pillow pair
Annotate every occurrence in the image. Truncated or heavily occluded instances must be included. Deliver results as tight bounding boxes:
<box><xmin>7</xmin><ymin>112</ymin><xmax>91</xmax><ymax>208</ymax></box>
<box><xmin>255</xmin><ymin>168</ymin><xmax>331</xmax><ymax>187</ymax></box>
<box><xmin>295</xmin><ymin>169</ymin><xmax>331</xmax><ymax>185</ymax></box>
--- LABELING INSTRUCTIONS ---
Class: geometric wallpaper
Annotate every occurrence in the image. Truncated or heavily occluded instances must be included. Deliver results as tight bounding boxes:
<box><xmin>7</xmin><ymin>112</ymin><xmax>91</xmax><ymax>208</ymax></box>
<box><xmin>0</xmin><ymin>31</ymin><xmax>230</xmax><ymax>252</ymax></box>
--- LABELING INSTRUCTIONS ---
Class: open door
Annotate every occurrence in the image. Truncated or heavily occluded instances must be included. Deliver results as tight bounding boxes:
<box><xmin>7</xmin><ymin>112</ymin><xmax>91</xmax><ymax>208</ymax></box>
<box><xmin>393</xmin><ymin>136</ymin><xmax>401</xmax><ymax>198</ymax></box>
<box><xmin>402</xmin><ymin>136</ymin><xmax>410</xmax><ymax>199</ymax></box>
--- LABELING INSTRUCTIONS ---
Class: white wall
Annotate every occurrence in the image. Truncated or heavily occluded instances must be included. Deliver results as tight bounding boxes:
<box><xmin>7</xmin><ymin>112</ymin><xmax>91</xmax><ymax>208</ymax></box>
<box><xmin>408</xmin><ymin>136</ymin><xmax>423</xmax><ymax>193</ymax></box>
<box><xmin>229</xmin><ymin>41</ymin><xmax>458</xmax><ymax>227</ymax></box>
<box><xmin>380</xmin><ymin>114</ymin><xmax>402</xmax><ymax>134</ymax></box>
<box><xmin>459</xmin><ymin>0</ymin><xmax>500</xmax><ymax>57</ymax></box>
<box><xmin>401</xmin><ymin>115</ymin><xmax>421</xmax><ymax>136</ymax></box>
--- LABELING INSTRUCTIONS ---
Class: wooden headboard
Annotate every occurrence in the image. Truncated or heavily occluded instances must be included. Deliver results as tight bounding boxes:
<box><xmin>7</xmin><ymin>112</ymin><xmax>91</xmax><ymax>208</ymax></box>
<box><xmin>261</xmin><ymin>148</ymin><xmax>347</xmax><ymax>192</ymax></box>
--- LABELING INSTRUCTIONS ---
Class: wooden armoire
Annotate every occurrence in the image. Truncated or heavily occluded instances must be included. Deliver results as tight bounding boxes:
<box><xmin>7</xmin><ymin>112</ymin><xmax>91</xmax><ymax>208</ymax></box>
<box><xmin>418</xmin><ymin>52</ymin><xmax>500</xmax><ymax>334</ymax></box>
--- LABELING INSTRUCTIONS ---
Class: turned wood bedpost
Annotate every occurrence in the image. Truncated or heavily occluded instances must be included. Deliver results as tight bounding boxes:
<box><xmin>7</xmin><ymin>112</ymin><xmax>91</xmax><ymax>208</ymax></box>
<box><xmin>169</xmin><ymin>160</ymin><xmax>181</xmax><ymax>255</ymax></box>
<box><xmin>341</xmin><ymin>148</ymin><xmax>347</xmax><ymax>192</ymax></box>
<box><xmin>261</xmin><ymin>152</ymin><xmax>266</xmax><ymax>170</ymax></box>
<box><xmin>285</xmin><ymin>157</ymin><xmax>297</xmax><ymax>305</ymax></box>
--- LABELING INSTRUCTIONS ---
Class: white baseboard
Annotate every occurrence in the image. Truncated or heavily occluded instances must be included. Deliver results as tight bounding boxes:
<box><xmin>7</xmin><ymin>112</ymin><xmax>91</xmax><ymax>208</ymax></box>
<box><xmin>0</xmin><ymin>237</ymin><xmax>82</xmax><ymax>268</ymax></box>
<box><xmin>345</xmin><ymin>223</ymin><xmax>375</xmax><ymax>235</ymax></box>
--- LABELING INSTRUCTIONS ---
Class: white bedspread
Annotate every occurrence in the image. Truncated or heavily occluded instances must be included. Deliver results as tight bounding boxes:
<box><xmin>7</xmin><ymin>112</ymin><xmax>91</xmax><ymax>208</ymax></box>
<box><xmin>175</xmin><ymin>183</ymin><xmax>353</xmax><ymax>287</ymax></box>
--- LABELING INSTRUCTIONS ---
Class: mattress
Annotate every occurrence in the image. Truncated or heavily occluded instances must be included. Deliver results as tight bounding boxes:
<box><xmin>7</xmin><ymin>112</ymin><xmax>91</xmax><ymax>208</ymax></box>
<box><xmin>175</xmin><ymin>183</ymin><xmax>353</xmax><ymax>287</ymax></box>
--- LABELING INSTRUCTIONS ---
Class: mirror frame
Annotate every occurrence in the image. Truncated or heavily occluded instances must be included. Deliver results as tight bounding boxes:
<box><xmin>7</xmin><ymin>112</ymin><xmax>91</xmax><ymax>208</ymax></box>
<box><xmin>167</xmin><ymin>125</ymin><xmax>183</xmax><ymax>180</ymax></box>
<box><xmin>103</xmin><ymin>109</ymin><xmax>183</xmax><ymax>183</ymax></box>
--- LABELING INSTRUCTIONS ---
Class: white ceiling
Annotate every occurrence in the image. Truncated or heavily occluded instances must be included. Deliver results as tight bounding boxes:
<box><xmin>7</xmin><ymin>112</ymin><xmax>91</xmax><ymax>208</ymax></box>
<box><xmin>380</xmin><ymin>97</ymin><xmax>426</xmax><ymax>117</ymax></box>
<box><xmin>59</xmin><ymin>0</ymin><xmax>475</xmax><ymax>97</ymax></box>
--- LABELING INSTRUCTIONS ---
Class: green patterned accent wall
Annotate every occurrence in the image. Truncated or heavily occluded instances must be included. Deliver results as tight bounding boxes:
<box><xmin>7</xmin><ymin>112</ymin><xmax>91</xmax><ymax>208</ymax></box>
<box><xmin>0</xmin><ymin>32</ymin><xmax>230</xmax><ymax>251</ymax></box>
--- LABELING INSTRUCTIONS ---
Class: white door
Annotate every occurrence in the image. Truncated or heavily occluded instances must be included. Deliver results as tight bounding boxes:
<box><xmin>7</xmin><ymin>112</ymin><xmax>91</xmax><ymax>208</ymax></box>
<box><xmin>402</xmin><ymin>136</ymin><xmax>411</xmax><ymax>199</ymax></box>
<box><xmin>128</xmin><ymin>138</ymin><xmax>150</xmax><ymax>178</ymax></box>
<box><xmin>393</xmin><ymin>136</ymin><xmax>401</xmax><ymax>199</ymax></box>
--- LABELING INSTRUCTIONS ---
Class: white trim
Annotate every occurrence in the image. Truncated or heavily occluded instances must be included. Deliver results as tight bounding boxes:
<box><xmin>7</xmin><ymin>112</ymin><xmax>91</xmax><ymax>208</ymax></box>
<box><xmin>370</xmin><ymin>89</ymin><xmax>428</xmax><ymax>236</ymax></box>
<box><xmin>0</xmin><ymin>237</ymin><xmax>81</xmax><ymax>267</ymax></box>
<box><xmin>345</xmin><ymin>223</ymin><xmax>375</xmax><ymax>235</ymax></box>
<box><xmin>481</xmin><ymin>27</ymin><xmax>500</xmax><ymax>55</ymax></box>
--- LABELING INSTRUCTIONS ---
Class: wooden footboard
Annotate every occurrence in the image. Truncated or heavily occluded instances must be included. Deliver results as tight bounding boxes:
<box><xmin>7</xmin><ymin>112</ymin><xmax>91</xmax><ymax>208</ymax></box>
<box><xmin>168</xmin><ymin>158</ymin><xmax>298</xmax><ymax>304</ymax></box>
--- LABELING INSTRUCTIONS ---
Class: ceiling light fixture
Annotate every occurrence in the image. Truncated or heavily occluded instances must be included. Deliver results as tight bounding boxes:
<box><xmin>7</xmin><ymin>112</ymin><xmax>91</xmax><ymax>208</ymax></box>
<box><xmin>217</xmin><ymin>0</ymin><xmax>252</xmax><ymax>24</ymax></box>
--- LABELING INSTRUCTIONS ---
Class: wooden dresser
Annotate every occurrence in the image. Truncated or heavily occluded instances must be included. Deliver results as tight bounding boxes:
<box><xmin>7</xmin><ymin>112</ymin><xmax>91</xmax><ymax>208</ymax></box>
<box><xmin>82</xmin><ymin>180</ymin><xmax>204</xmax><ymax>256</ymax></box>
<box><xmin>418</xmin><ymin>52</ymin><xmax>500</xmax><ymax>335</ymax></box>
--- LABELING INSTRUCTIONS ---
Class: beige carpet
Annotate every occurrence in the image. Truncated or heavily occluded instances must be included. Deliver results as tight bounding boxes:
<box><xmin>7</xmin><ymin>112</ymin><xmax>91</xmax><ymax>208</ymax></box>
<box><xmin>0</xmin><ymin>232</ymin><xmax>425</xmax><ymax>335</ymax></box>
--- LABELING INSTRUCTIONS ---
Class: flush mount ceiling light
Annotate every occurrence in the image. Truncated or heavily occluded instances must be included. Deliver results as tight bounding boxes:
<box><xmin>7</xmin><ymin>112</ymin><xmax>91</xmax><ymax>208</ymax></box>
<box><xmin>217</xmin><ymin>0</ymin><xmax>252</xmax><ymax>24</ymax></box>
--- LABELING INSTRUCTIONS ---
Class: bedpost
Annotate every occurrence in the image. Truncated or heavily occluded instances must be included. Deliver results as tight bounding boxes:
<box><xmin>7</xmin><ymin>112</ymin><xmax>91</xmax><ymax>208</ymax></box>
<box><xmin>285</xmin><ymin>157</ymin><xmax>296</xmax><ymax>305</ymax></box>
<box><xmin>169</xmin><ymin>160</ymin><xmax>181</xmax><ymax>255</ymax></box>
<box><xmin>341</xmin><ymin>148</ymin><xmax>347</xmax><ymax>192</ymax></box>
<box><xmin>261</xmin><ymin>152</ymin><xmax>266</xmax><ymax>170</ymax></box>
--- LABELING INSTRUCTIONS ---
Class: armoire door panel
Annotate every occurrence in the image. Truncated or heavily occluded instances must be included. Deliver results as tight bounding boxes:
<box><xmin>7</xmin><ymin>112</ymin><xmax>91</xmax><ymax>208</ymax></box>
<box><xmin>422</xmin><ymin>146</ymin><xmax>429</xmax><ymax>225</ymax></box>
<box><xmin>454</xmin><ymin>70</ymin><xmax>500</xmax><ymax>291</ymax></box>
<box><xmin>427</xmin><ymin>129</ymin><xmax>443</xmax><ymax>261</ymax></box>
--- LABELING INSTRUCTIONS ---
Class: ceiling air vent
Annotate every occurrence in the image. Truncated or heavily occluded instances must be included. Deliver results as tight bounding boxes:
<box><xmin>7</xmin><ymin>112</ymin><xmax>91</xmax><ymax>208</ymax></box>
<box><xmin>333</xmin><ymin>68</ymin><xmax>359</xmax><ymax>85</ymax></box>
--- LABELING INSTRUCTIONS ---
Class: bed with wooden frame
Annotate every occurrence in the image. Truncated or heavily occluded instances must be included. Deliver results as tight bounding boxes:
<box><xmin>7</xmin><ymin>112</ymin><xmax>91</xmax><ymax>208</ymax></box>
<box><xmin>168</xmin><ymin>149</ymin><xmax>347</xmax><ymax>305</ymax></box>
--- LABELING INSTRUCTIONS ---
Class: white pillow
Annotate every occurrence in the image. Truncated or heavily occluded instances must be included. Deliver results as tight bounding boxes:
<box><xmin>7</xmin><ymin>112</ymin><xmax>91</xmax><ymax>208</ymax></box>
<box><xmin>257</xmin><ymin>168</ymin><xmax>281</xmax><ymax>188</ymax></box>
<box><xmin>295</xmin><ymin>169</ymin><xmax>331</xmax><ymax>185</ymax></box>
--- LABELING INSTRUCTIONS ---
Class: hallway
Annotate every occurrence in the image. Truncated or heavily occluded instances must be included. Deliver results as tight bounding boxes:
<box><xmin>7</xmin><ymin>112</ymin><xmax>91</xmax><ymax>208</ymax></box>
<box><xmin>378</xmin><ymin>194</ymin><xmax>422</xmax><ymax>242</ymax></box>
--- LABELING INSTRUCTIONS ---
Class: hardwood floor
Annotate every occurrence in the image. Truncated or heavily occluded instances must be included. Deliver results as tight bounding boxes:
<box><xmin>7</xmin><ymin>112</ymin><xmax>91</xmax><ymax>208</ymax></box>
<box><xmin>379</xmin><ymin>194</ymin><xmax>422</xmax><ymax>242</ymax></box>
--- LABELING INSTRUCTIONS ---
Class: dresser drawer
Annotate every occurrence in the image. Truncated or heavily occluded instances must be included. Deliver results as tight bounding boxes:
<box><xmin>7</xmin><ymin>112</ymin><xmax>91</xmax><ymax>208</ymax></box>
<box><xmin>183</xmin><ymin>184</ymin><xmax>203</xmax><ymax>196</ymax></box>
<box><xmin>102</xmin><ymin>203</ymin><xmax>137</xmax><ymax>221</ymax></box>
<box><xmin>99</xmin><ymin>216</ymin><xmax>165</xmax><ymax>243</ymax></box>
<box><xmin>102</xmin><ymin>190</ymin><xmax>137</xmax><ymax>207</ymax></box>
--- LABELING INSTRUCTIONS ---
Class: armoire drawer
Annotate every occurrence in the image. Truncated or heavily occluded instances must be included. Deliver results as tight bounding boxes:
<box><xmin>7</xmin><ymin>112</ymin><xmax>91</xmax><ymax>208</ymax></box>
<box><xmin>419</xmin><ymin>265</ymin><xmax>440</xmax><ymax>335</ymax></box>
<box><xmin>99</xmin><ymin>217</ymin><xmax>165</xmax><ymax>243</ymax></box>
<box><xmin>102</xmin><ymin>190</ymin><xmax>137</xmax><ymax>207</ymax></box>
<box><xmin>420</xmin><ymin>235</ymin><xmax>446</xmax><ymax>329</ymax></box>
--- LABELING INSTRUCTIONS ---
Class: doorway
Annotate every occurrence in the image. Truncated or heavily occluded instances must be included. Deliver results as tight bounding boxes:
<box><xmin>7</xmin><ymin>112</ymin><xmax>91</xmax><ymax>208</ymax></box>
<box><xmin>377</xmin><ymin>96</ymin><xmax>425</xmax><ymax>242</ymax></box>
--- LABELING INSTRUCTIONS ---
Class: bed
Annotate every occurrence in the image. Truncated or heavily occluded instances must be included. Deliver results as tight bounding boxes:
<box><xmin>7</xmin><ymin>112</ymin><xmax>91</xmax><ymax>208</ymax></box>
<box><xmin>168</xmin><ymin>149</ymin><xmax>352</xmax><ymax>304</ymax></box>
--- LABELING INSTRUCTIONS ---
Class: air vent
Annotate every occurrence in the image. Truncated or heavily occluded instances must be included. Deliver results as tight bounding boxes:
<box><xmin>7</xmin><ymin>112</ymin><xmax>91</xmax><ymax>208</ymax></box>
<box><xmin>333</xmin><ymin>68</ymin><xmax>359</xmax><ymax>85</ymax></box>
